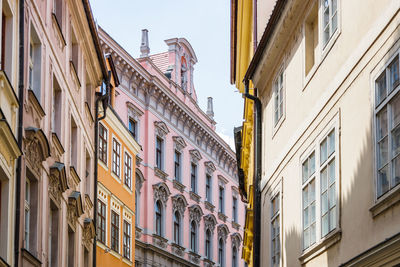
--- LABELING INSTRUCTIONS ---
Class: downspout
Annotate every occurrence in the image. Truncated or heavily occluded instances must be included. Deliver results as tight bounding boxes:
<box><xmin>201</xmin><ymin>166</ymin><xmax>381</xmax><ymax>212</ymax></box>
<box><xmin>93</xmin><ymin>71</ymin><xmax>111</xmax><ymax>267</ymax></box>
<box><xmin>14</xmin><ymin>0</ymin><xmax>25</xmax><ymax>265</ymax></box>
<box><xmin>244</xmin><ymin>81</ymin><xmax>261</xmax><ymax>267</ymax></box>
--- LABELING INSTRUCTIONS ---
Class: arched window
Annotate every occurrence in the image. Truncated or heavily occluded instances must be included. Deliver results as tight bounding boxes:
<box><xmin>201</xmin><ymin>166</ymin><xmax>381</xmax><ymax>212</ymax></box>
<box><xmin>174</xmin><ymin>211</ymin><xmax>180</xmax><ymax>245</ymax></box>
<box><xmin>232</xmin><ymin>246</ymin><xmax>237</xmax><ymax>267</ymax></box>
<box><xmin>218</xmin><ymin>238</ymin><xmax>224</xmax><ymax>267</ymax></box>
<box><xmin>190</xmin><ymin>220</ymin><xmax>197</xmax><ymax>252</ymax></box>
<box><xmin>205</xmin><ymin>229</ymin><xmax>211</xmax><ymax>260</ymax></box>
<box><xmin>155</xmin><ymin>201</ymin><xmax>162</xmax><ymax>236</ymax></box>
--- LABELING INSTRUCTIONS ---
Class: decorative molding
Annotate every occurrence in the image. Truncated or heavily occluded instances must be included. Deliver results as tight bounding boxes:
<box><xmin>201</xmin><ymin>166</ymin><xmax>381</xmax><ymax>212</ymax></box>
<box><xmin>188</xmin><ymin>251</ymin><xmax>201</xmax><ymax>265</ymax></box>
<box><xmin>152</xmin><ymin>182</ymin><xmax>171</xmax><ymax>204</ymax></box>
<box><xmin>69</xmin><ymin>166</ymin><xmax>81</xmax><ymax>189</ymax></box>
<box><xmin>135</xmin><ymin>168</ymin><xmax>145</xmax><ymax>191</ymax></box>
<box><xmin>172</xmin><ymin>194</ymin><xmax>188</xmax><ymax>215</ymax></box>
<box><xmin>232</xmin><ymin>221</ymin><xmax>240</xmax><ymax>231</ymax></box>
<box><xmin>154</xmin><ymin>121</ymin><xmax>169</xmax><ymax>138</ymax></box>
<box><xmin>203</xmin><ymin>214</ymin><xmax>217</xmax><ymax>233</ymax></box>
<box><xmin>188</xmin><ymin>204</ymin><xmax>203</xmax><ymax>224</ymax></box>
<box><xmin>189</xmin><ymin>191</ymin><xmax>200</xmax><ymax>203</ymax></box>
<box><xmin>127</xmin><ymin>101</ymin><xmax>144</xmax><ymax>120</ymax></box>
<box><xmin>230</xmin><ymin>232</ymin><xmax>242</xmax><ymax>249</ymax></box>
<box><xmin>154</xmin><ymin>167</ymin><xmax>168</xmax><ymax>181</ymax></box>
<box><xmin>172</xmin><ymin>179</ymin><xmax>185</xmax><ymax>193</ymax></box>
<box><xmin>218</xmin><ymin>174</ymin><xmax>228</xmax><ymax>185</ymax></box>
<box><xmin>82</xmin><ymin>218</ymin><xmax>96</xmax><ymax>250</ymax></box>
<box><xmin>204</xmin><ymin>161</ymin><xmax>216</xmax><ymax>174</ymax></box>
<box><xmin>217</xmin><ymin>224</ymin><xmax>230</xmax><ymax>242</ymax></box>
<box><xmin>67</xmin><ymin>191</ymin><xmax>83</xmax><ymax>230</ymax></box>
<box><xmin>204</xmin><ymin>201</ymin><xmax>215</xmax><ymax>213</ymax></box>
<box><xmin>171</xmin><ymin>243</ymin><xmax>185</xmax><ymax>257</ymax></box>
<box><xmin>173</xmin><ymin>136</ymin><xmax>187</xmax><ymax>151</ymax></box>
<box><xmin>218</xmin><ymin>212</ymin><xmax>227</xmax><ymax>223</ymax></box>
<box><xmin>203</xmin><ymin>258</ymin><xmax>215</xmax><ymax>267</ymax></box>
<box><xmin>135</xmin><ymin>226</ymin><xmax>143</xmax><ymax>239</ymax></box>
<box><xmin>152</xmin><ymin>234</ymin><xmax>168</xmax><ymax>249</ymax></box>
<box><xmin>136</xmin><ymin>155</ymin><xmax>143</xmax><ymax>167</ymax></box>
<box><xmin>189</xmin><ymin>149</ymin><xmax>202</xmax><ymax>163</ymax></box>
<box><xmin>48</xmin><ymin>162</ymin><xmax>68</xmax><ymax>206</ymax></box>
<box><xmin>24</xmin><ymin>127</ymin><xmax>50</xmax><ymax>176</ymax></box>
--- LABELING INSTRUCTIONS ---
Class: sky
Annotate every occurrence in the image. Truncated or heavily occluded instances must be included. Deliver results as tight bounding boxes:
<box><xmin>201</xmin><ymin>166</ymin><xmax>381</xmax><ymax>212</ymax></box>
<box><xmin>90</xmin><ymin>0</ymin><xmax>243</xmax><ymax>149</ymax></box>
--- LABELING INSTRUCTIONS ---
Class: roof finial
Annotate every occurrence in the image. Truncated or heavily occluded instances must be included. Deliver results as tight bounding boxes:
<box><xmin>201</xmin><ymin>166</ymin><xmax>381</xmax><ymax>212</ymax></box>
<box><xmin>140</xmin><ymin>29</ymin><xmax>150</xmax><ymax>57</ymax></box>
<box><xmin>206</xmin><ymin>97</ymin><xmax>214</xmax><ymax>119</ymax></box>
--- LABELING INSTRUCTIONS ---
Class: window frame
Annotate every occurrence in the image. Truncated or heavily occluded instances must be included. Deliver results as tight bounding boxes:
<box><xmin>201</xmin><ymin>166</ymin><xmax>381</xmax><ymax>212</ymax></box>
<box><xmin>155</xmin><ymin>200</ymin><xmax>163</xmax><ymax>236</ymax></box>
<box><xmin>97</xmin><ymin>200</ymin><xmax>107</xmax><ymax>244</ymax></box>
<box><xmin>128</xmin><ymin>117</ymin><xmax>137</xmax><ymax>141</ymax></box>
<box><xmin>205</xmin><ymin>229</ymin><xmax>212</xmax><ymax>260</ymax></box>
<box><xmin>155</xmin><ymin>136</ymin><xmax>163</xmax><ymax>170</ymax></box>
<box><xmin>190</xmin><ymin>162</ymin><xmax>197</xmax><ymax>193</ymax></box>
<box><xmin>219</xmin><ymin>186</ymin><xmax>225</xmax><ymax>214</ymax></box>
<box><xmin>110</xmin><ymin>210</ymin><xmax>120</xmax><ymax>253</ymax></box>
<box><xmin>232</xmin><ymin>196</ymin><xmax>238</xmax><ymax>223</ymax></box>
<box><xmin>320</xmin><ymin>0</ymin><xmax>339</xmax><ymax>49</ymax></box>
<box><xmin>123</xmin><ymin>220</ymin><xmax>131</xmax><ymax>260</ymax></box>
<box><xmin>270</xmin><ymin>192</ymin><xmax>281</xmax><ymax>267</ymax></box>
<box><xmin>98</xmin><ymin>123</ymin><xmax>108</xmax><ymax>165</ymax></box>
<box><xmin>124</xmin><ymin>151</ymin><xmax>132</xmax><ymax>190</ymax></box>
<box><xmin>112</xmin><ymin>137</ymin><xmax>121</xmax><ymax>178</ymax></box>
<box><xmin>300</xmin><ymin>118</ymin><xmax>340</xmax><ymax>252</ymax></box>
<box><xmin>190</xmin><ymin>220</ymin><xmax>198</xmax><ymax>253</ymax></box>
<box><xmin>272</xmin><ymin>65</ymin><xmax>286</xmax><ymax>134</ymax></box>
<box><xmin>174</xmin><ymin>150</ymin><xmax>181</xmax><ymax>182</ymax></box>
<box><xmin>206</xmin><ymin>174</ymin><xmax>212</xmax><ymax>203</ymax></box>
<box><xmin>173</xmin><ymin>211</ymin><xmax>181</xmax><ymax>245</ymax></box>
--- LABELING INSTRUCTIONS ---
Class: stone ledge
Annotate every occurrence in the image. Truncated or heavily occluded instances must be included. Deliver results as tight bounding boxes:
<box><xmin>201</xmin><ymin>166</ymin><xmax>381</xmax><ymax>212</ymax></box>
<box><xmin>173</xmin><ymin>179</ymin><xmax>186</xmax><ymax>193</ymax></box>
<box><xmin>231</xmin><ymin>221</ymin><xmax>240</xmax><ymax>230</ymax></box>
<box><xmin>204</xmin><ymin>201</ymin><xmax>215</xmax><ymax>212</ymax></box>
<box><xmin>171</xmin><ymin>242</ymin><xmax>185</xmax><ymax>257</ymax></box>
<box><xmin>188</xmin><ymin>251</ymin><xmax>201</xmax><ymax>265</ymax></box>
<box><xmin>218</xmin><ymin>212</ymin><xmax>227</xmax><ymax>222</ymax></box>
<box><xmin>370</xmin><ymin>185</ymin><xmax>400</xmax><ymax>218</ymax></box>
<box><xmin>154</xmin><ymin>167</ymin><xmax>168</xmax><ymax>181</ymax></box>
<box><xmin>189</xmin><ymin>191</ymin><xmax>201</xmax><ymax>203</ymax></box>
<box><xmin>152</xmin><ymin>234</ymin><xmax>168</xmax><ymax>249</ymax></box>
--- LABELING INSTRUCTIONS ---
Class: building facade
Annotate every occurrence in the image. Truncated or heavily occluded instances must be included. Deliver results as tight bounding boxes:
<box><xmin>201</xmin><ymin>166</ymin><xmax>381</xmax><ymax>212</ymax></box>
<box><xmin>96</xmin><ymin>55</ymin><xmax>141</xmax><ymax>266</ymax></box>
<box><xmin>99</xmin><ymin>28</ymin><xmax>246</xmax><ymax>267</ymax></box>
<box><xmin>235</xmin><ymin>0</ymin><xmax>400</xmax><ymax>266</ymax></box>
<box><xmin>15</xmin><ymin>0</ymin><xmax>106</xmax><ymax>266</ymax></box>
<box><xmin>0</xmin><ymin>0</ymin><xmax>21</xmax><ymax>266</ymax></box>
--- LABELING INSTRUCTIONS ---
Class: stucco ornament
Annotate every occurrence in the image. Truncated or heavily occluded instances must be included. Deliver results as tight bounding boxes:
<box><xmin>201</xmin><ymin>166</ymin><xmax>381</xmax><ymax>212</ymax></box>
<box><xmin>231</xmin><ymin>232</ymin><xmax>242</xmax><ymax>249</ymax></box>
<box><xmin>173</xmin><ymin>136</ymin><xmax>187</xmax><ymax>152</ymax></box>
<box><xmin>152</xmin><ymin>182</ymin><xmax>171</xmax><ymax>204</ymax></box>
<box><xmin>24</xmin><ymin>127</ymin><xmax>50</xmax><ymax>176</ymax></box>
<box><xmin>48</xmin><ymin>162</ymin><xmax>68</xmax><ymax>206</ymax></box>
<box><xmin>172</xmin><ymin>194</ymin><xmax>188</xmax><ymax>215</ymax></box>
<box><xmin>189</xmin><ymin>149</ymin><xmax>202</xmax><ymax>164</ymax></box>
<box><xmin>154</xmin><ymin>121</ymin><xmax>169</xmax><ymax>138</ymax></box>
<box><xmin>189</xmin><ymin>204</ymin><xmax>203</xmax><ymax>224</ymax></box>
<box><xmin>217</xmin><ymin>224</ymin><xmax>230</xmax><ymax>242</ymax></box>
<box><xmin>204</xmin><ymin>161</ymin><xmax>216</xmax><ymax>175</ymax></box>
<box><xmin>82</xmin><ymin>218</ymin><xmax>96</xmax><ymax>250</ymax></box>
<box><xmin>203</xmin><ymin>214</ymin><xmax>217</xmax><ymax>233</ymax></box>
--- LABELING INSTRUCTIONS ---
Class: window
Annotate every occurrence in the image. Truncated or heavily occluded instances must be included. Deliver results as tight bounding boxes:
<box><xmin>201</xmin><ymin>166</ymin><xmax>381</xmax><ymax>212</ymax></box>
<box><xmin>155</xmin><ymin>137</ymin><xmax>163</xmax><ymax>170</ymax></box>
<box><xmin>218</xmin><ymin>238</ymin><xmax>224</xmax><ymax>267</ymax></box>
<box><xmin>49</xmin><ymin>202</ymin><xmax>59</xmax><ymax>266</ymax></box>
<box><xmin>375</xmin><ymin>55</ymin><xmax>400</xmax><ymax>197</ymax></box>
<box><xmin>112</xmin><ymin>138</ymin><xmax>121</xmax><ymax>177</ymax></box>
<box><xmin>29</xmin><ymin>26</ymin><xmax>42</xmax><ymax>102</ymax></box>
<box><xmin>52</xmin><ymin>76</ymin><xmax>62</xmax><ymax>137</ymax></box>
<box><xmin>206</xmin><ymin>174</ymin><xmax>212</xmax><ymax>202</ymax></box>
<box><xmin>155</xmin><ymin>201</ymin><xmax>162</xmax><ymax>236</ymax></box>
<box><xmin>25</xmin><ymin>173</ymin><xmax>38</xmax><ymax>252</ymax></box>
<box><xmin>124</xmin><ymin>153</ymin><xmax>132</xmax><ymax>189</ymax></box>
<box><xmin>99</xmin><ymin>124</ymin><xmax>107</xmax><ymax>164</ymax></box>
<box><xmin>1</xmin><ymin>2</ymin><xmax>14</xmax><ymax>77</ymax></box>
<box><xmin>302</xmin><ymin>127</ymin><xmax>337</xmax><ymax>250</ymax></box>
<box><xmin>233</xmin><ymin>196</ymin><xmax>238</xmax><ymax>223</ymax></box>
<box><xmin>173</xmin><ymin>211</ymin><xmax>181</xmax><ymax>245</ymax></box>
<box><xmin>53</xmin><ymin>0</ymin><xmax>62</xmax><ymax>28</ymax></box>
<box><xmin>191</xmin><ymin>163</ymin><xmax>197</xmax><ymax>193</ymax></box>
<box><xmin>219</xmin><ymin>186</ymin><xmax>225</xmax><ymax>214</ymax></box>
<box><xmin>274</xmin><ymin>70</ymin><xmax>284</xmax><ymax>126</ymax></box>
<box><xmin>97</xmin><ymin>200</ymin><xmax>106</xmax><ymax>244</ymax></box>
<box><xmin>205</xmin><ymin>229</ymin><xmax>212</xmax><ymax>260</ymax></box>
<box><xmin>70</xmin><ymin>117</ymin><xmax>78</xmax><ymax>168</ymax></box>
<box><xmin>111</xmin><ymin>210</ymin><xmax>120</xmax><ymax>252</ymax></box>
<box><xmin>305</xmin><ymin>2</ymin><xmax>318</xmax><ymax>76</ymax></box>
<box><xmin>271</xmin><ymin>193</ymin><xmax>280</xmax><ymax>267</ymax></box>
<box><xmin>123</xmin><ymin>221</ymin><xmax>131</xmax><ymax>260</ymax></box>
<box><xmin>174</xmin><ymin>150</ymin><xmax>181</xmax><ymax>181</ymax></box>
<box><xmin>24</xmin><ymin>180</ymin><xmax>30</xmax><ymax>249</ymax></box>
<box><xmin>232</xmin><ymin>246</ymin><xmax>238</xmax><ymax>267</ymax></box>
<box><xmin>190</xmin><ymin>220</ymin><xmax>197</xmax><ymax>252</ymax></box>
<box><xmin>129</xmin><ymin>118</ymin><xmax>137</xmax><ymax>140</ymax></box>
<box><xmin>85</xmin><ymin>151</ymin><xmax>91</xmax><ymax>196</ymax></box>
<box><xmin>67</xmin><ymin>228</ymin><xmax>75</xmax><ymax>267</ymax></box>
<box><xmin>70</xmin><ymin>28</ymin><xmax>79</xmax><ymax>78</ymax></box>
<box><xmin>321</xmin><ymin>0</ymin><xmax>338</xmax><ymax>47</ymax></box>
<box><xmin>85</xmin><ymin>72</ymin><xmax>93</xmax><ymax>111</ymax></box>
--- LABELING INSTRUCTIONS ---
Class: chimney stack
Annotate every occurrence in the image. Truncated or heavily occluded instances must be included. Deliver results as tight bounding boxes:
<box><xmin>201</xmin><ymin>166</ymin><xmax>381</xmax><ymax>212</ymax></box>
<box><xmin>206</xmin><ymin>97</ymin><xmax>214</xmax><ymax>119</ymax></box>
<box><xmin>140</xmin><ymin>29</ymin><xmax>150</xmax><ymax>57</ymax></box>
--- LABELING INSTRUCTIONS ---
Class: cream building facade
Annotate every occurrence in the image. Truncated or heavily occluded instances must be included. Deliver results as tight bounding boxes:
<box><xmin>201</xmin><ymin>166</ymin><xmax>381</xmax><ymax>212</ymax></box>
<box><xmin>243</xmin><ymin>0</ymin><xmax>400</xmax><ymax>266</ymax></box>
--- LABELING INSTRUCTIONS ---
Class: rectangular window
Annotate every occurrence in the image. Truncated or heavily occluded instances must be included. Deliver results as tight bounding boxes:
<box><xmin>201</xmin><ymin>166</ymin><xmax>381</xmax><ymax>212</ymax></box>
<box><xmin>24</xmin><ymin>180</ymin><xmax>30</xmax><ymax>250</ymax></box>
<box><xmin>274</xmin><ymin>70</ymin><xmax>284</xmax><ymax>126</ymax></box>
<box><xmin>219</xmin><ymin>186</ymin><xmax>225</xmax><ymax>213</ymax></box>
<box><xmin>123</xmin><ymin>221</ymin><xmax>131</xmax><ymax>260</ymax></box>
<box><xmin>191</xmin><ymin>163</ymin><xmax>197</xmax><ymax>193</ymax></box>
<box><xmin>70</xmin><ymin>28</ymin><xmax>79</xmax><ymax>78</ymax></box>
<box><xmin>233</xmin><ymin>196</ymin><xmax>238</xmax><ymax>223</ymax></box>
<box><xmin>1</xmin><ymin>2</ymin><xmax>14</xmax><ymax>77</ymax></box>
<box><xmin>174</xmin><ymin>150</ymin><xmax>181</xmax><ymax>181</ymax></box>
<box><xmin>302</xmin><ymin>152</ymin><xmax>316</xmax><ymax>249</ymax></box>
<box><xmin>29</xmin><ymin>26</ymin><xmax>42</xmax><ymax>102</ymax></box>
<box><xmin>322</xmin><ymin>0</ymin><xmax>338</xmax><ymax>47</ymax></box>
<box><xmin>53</xmin><ymin>0</ymin><xmax>63</xmax><ymax>28</ymax></box>
<box><xmin>85</xmin><ymin>151</ymin><xmax>91</xmax><ymax>196</ymax></box>
<box><xmin>111</xmin><ymin>210</ymin><xmax>120</xmax><ymax>252</ymax></box>
<box><xmin>124</xmin><ymin>153</ymin><xmax>132</xmax><ymax>189</ymax></box>
<box><xmin>305</xmin><ymin>2</ymin><xmax>318</xmax><ymax>76</ymax></box>
<box><xmin>97</xmin><ymin>200</ymin><xmax>106</xmax><ymax>244</ymax></box>
<box><xmin>206</xmin><ymin>174</ymin><xmax>212</xmax><ymax>202</ymax></box>
<box><xmin>129</xmin><ymin>118</ymin><xmax>137</xmax><ymax>140</ymax></box>
<box><xmin>67</xmin><ymin>228</ymin><xmax>75</xmax><ymax>267</ymax></box>
<box><xmin>70</xmin><ymin>117</ymin><xmax>78</xmax><ymax>168</ymax></box>
<box><xmin>156</xmin><ymin>137</ymin><xmax>163</xmax><ymax>169</ymax></box>
<box><xmin>99</xmin><ymin>124</ymin><xmax>107</xmax><ymax>164</ymax></box>
<box><xmin>112</xmin><ymin>138</ymin><xmax>121</xmax><ymax>177</ymax></box>
<box><xmin>52</xmin><ymin>76</ymin><xmax>62</xmax><ymax>137</ymax></box>
<box><xmin>49</xmin><ymin>202</ymin><xmax>59</xmax><ymax>266</ymax></box>
<box><xmin>25</xmin><ymin>172</ymin><xmax>38</xmax><ymax>252</ymax></box>
<box><xmin>375</xmin><ymin>54</ymin><xmax>400</xmax><ymax>197</ymax></box>
<box><xmin>271</xmin><ymin>193</ymin><xmax>280</xmax><ymax>267</ymax></box>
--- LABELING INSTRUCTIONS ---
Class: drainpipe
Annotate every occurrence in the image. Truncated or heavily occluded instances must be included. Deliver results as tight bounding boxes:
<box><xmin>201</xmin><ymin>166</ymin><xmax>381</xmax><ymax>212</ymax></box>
<box><xmin>243</xmin><ymin>81</ymin><xmax>261</xmax><ymax>267</ymax></box>
<box><xmin>93</xmin><ymin>71</ymin><xmax>111</xmax><ymax>267</ymax></box>
<box><xmin>14</xmin><ymin>0</ymin><xmax>25</xmax><ymax>265</ymax></box>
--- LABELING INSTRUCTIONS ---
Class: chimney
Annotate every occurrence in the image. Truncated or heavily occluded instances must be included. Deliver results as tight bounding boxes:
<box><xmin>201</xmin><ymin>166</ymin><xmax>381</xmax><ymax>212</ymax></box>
<box><xmin>140</xmin><ymin>29</ymin><xmax>150</xmax><ymax>57</ymax></box>
<box><xmin>206</xmin><ymin>97</ymin><xmax>214</xmax><ymax>119</ymax></box>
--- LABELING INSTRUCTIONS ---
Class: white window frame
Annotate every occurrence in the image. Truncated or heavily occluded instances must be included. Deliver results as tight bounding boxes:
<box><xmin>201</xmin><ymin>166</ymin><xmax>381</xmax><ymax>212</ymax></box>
<box><xmin>272</xmin><ymin>65</ymin><xmax>285</xmax><ymax>134</ymax></box>
<box><xmin>111</xmin><ymin>135</ymin><xmax>121</xmax><ymax>179</ymax></box>
<box><xmin>155</xmin><ymin>135</ymin><xmax>164</xmax><ymax>171</ymax></box>
<box><xmin>270</xmin><ymin>191</ymin><xmax>281</xmax><ymax>267</ymax></box>
<box><xmin>110</xmin><ymin>197</ymin><xmax>122</xmax><ymax>254</ymax></box>
<box><xmin>98</xmin><ymin>122</ymin><xmax>109</xmax><ymax>169</ymax></box>
<box><xmin>124</xmin><ymin>150</ymin><xmax>133</xmax><ymax>191</ymax></box>
<box><xmin>373</xmin><ymin>50</ymin><xmax>400</xmax><ymax>199</ymax></box>
<box><xmin>24</xmin><ymin>179</ymin><xmax>30</xmax><ymax>250</ymax></box>
<box><xmin>319</xmin><ymin>0</ymin><xmax>339</xmax><ymax>49</ymax></box>
<box><xmin>300</xmin><ymin>116</ymin><xmax>340</xmax><ymax>252</ymax></box>
<box><xmin>97</xmin><ymin>185</ymin><xmax>109</xmax><ymax>246</ymax></box>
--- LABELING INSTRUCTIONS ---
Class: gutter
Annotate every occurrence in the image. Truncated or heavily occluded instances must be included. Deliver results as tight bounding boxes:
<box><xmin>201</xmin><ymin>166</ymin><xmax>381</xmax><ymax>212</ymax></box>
<box><xmin>93</xmin><ymin>71</ymin><xmax>111</xmax><ymax>266</ymax></box>
<box><xmin>243</xmin><ymin>82</ymin><xmax>261</xmax><ymax>267</ymax></box>
<box><xmin>14</xmin><ymin>0</ymin><xmax>24</xmax><ymax>265</ymax></box>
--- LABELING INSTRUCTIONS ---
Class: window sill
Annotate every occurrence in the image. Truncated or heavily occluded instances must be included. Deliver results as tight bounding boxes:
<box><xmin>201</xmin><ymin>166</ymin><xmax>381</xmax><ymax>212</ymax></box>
<box><xmin>204</xmin><ymin>201</ymin><xmax>215</xmax><ymax>212</ymax></box>
<box><xmin>188</xmin><ymin>251</ymin><xmax>201</xmax><ymax>265</ymax></box>
<box><xmin>173</xmin><ymin>179</ymin><xmax>185</xmax><ymax>193</ymax></box>
<box><xmin>98</xmin><ymin>159</ymin><xmax>108</xmax><ymax>171</ymax></box>
<box><xmin>51</xmin><ymin>13</ymin><xmax>66</xmax><ymax>47</ymax></box>
<box><xmin>69</xmin><ymin>166</ymin><xmax>81</xmax><ymax>188</ymax></box>
<box><xmin>27</xmin><ymin>89</ymin><xmax>45</xmax><ymax>119</ymax></box>
<box><xmin>51</xmin><ymin>132</ymin><xmax>64</xmax><ymax>155</ymax></box>
<box><xmin>189</xmin><ymin>191</ymin><xmax>201</xmax><ymax>203</ymax></box>
<box><xmin>69</xmin><ymin>61</ymin><xmax>81</xmax><ymax>88</ymax></box>
<box><xmin>110</xmin><ymin>171</ymin><xmax>121</xmax><ymax>184</ymax></box>
<box><xmin>154</xmin><ymin>167</ymin><xmax>168</xmax><ymax>181</ymax></box>
<box><xmin>171</xmin><ymin>242</ymin><xmax>185</xmax><ymax>257</ymax></box>
<box><xmin>370</xmin><ymin>184</ymin><xmax>400</xmax><ymax>218</ymax></box>
<box><xmin>109</xmin><ymin>248</ymin><xmax>121</xmax><ymax>260</ymax></box>
<box><xmin>272</xmin><ymin>115</ymin><xmax>285</xmax><ymax>139</ymax></box>
<box><xmin>123</xmin><ymin>183</ymin><xmax>133</xmax><ymax>194</ymax></box>
<box><xmin>231</xmin><ymin>221</ymin><xmax>240</xmax><ymax>230</ymax></box>
<box><xmin>218</xmin><ymin>212</ymin><xmax>227</xmax><ymax>222</ymax></box>
<box><xmin>299</xmin><ymin>228</ymin><xmax>342</xmax><ymax>264</ymax></box>
<box><xmin>122</xmin><ymin>257</ymin><xmax>133</xmax><ymax>266</ymax></box>
<box><xmin>152</xmin><ymin>234</ymin><xmax>168</xmax><ymax>249</ymax></box>
<box><xmin>85</xmin><ymin>101</ymin><xmax>94</xmax><ymax>123</ymax></box>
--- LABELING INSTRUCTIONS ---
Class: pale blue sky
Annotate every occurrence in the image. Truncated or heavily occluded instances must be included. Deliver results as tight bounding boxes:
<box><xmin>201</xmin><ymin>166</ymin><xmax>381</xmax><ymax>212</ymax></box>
<box><xmin>91</xmin><ymin>0</ymin><xmax>243</xmax><ymax>148</ymax></box>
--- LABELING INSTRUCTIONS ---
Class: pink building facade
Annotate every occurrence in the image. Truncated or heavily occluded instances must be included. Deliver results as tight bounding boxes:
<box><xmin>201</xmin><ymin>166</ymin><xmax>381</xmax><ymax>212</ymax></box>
<box><xmin>99</xmin><ymin>28</ymin><xmax>245</xmax><ymax>267</ymax></box>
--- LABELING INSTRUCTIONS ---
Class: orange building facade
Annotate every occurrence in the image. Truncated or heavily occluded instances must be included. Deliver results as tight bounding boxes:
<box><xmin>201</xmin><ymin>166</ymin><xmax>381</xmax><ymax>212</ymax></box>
<box><xmin>96</xmin><ymin>57</ymin><xmax>141</xmax><ymax>266</ymax></box>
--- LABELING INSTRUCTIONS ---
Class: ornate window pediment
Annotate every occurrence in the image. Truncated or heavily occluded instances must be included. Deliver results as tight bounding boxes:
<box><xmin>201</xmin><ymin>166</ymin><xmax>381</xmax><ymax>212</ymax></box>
<box><xmin>173</xmin><ymin>136</ymin><xmax>187</xmax><ymax>152</ymax></box>
<box><xmin>152</xmin><ymin>182</ymin><xmax>171</xmax><ymax>204</ymax></box>
<box><xmin>24</xmin><ymin>127</ymin><xmax>51</xmax><ymax>175</ymax></box>
<box><xmin>203</xmin><ymin>214</ymin><xmax>217</xmax><ymax>233</ymax></box>
<box><xmin>49</xmin><ymin>162</ymin><xmax>68</xmax><ymax>205</ymax></box>
<box><xmin>67</xmin><ymin>191</ymin><xmax>84</xmax><ymax>229</ymax></box>
<box><xmin>189</xmin><ymin>149</ymin><xmax>202</xmax><ymax>163</ymax></box>
<box><xmin>230</xmin><ymin>232</ymin><xmax>242</xmax><ymax>249</ymax></box>
<box><xmin>136</xmin><ymin>168</ymin><xmax>145</xmax><ymax>191</ymax></box>
<box><xmin>217</xmin><ymin>224</ymin><xmax>230</xmax><ymax>242</ymax></box>
<box><xmin>189</xmin><ymin>204</ymin><xmax>203</xmax><ymax>224</ymax></box>
<box><xmin>154</xmin><ymin>121</ymin><xmax>169</xmax><ymax>138</ymax></box>
<box><xmin>218</xmin><ymin>174</ymin><xmax>228</xmax><ymax>186</ymax></box>
<box><xmin>172</xmin><ymin>194</ymin><xmax>188</xmax><ymax>215</ymax></box>
<box><xmin>204</xmin><ymin>161</ymin><xmax>216</xmax><ymax>174</ymax></box>
<box><xmin>83</xmin><ymin>218</ymin><xmax>96</xmax><ymax>250</ymax></box>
